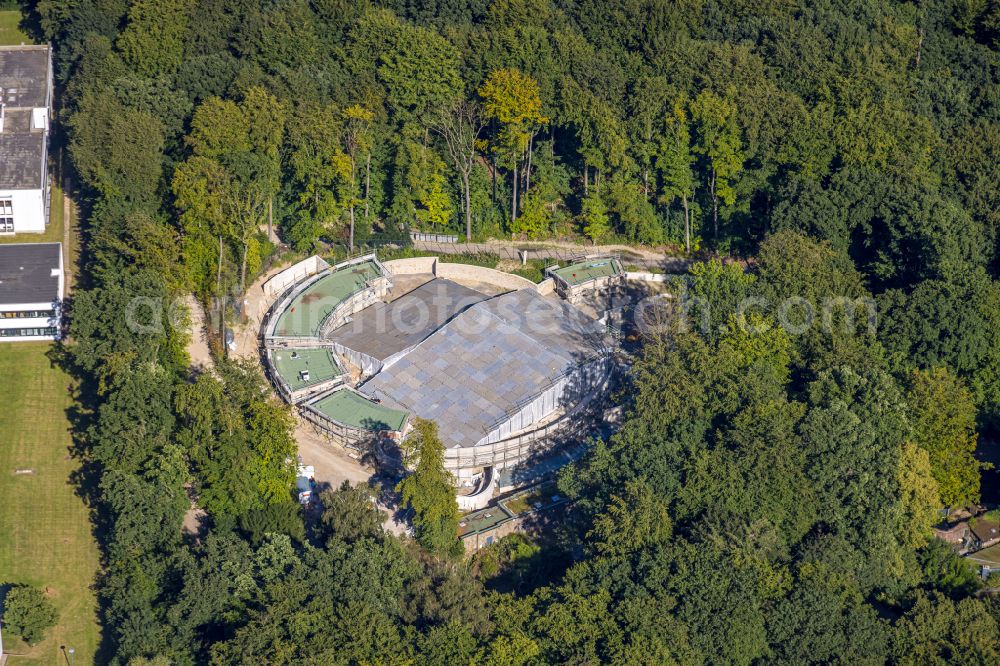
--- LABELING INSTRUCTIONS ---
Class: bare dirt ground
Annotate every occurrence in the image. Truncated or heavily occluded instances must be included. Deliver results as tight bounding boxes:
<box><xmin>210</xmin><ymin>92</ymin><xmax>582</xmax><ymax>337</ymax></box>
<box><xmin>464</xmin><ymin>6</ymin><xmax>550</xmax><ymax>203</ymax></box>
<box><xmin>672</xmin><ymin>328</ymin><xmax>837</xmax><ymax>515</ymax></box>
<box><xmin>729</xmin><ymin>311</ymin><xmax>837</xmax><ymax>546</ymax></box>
<box><xmin>231</xmin><ymin>260</ymin><xmax>294</xmax><ymax>361</ymax></box>
<box><xmin>413</xmin><ymin>238</ymin><xmax>691</xmax><ymax>270</ymax></box>
<box><xmin>296</xmin><ymin>419</ymin><xmax>409</xmax><ymax>535</ymax></box>
<box><xmin>182</xmin><ymin>505</ymin><xmax>207</xmax><ymax>536</ymax></box>
<box><xmin>183</xmin><ymin>294</ymin><xmax>214</xmax><ymax>372</ymax></box>
<box><xmin>295</xmin><ymin>419</ymin><xmax>372</xmax><ymax>488</ymax></box>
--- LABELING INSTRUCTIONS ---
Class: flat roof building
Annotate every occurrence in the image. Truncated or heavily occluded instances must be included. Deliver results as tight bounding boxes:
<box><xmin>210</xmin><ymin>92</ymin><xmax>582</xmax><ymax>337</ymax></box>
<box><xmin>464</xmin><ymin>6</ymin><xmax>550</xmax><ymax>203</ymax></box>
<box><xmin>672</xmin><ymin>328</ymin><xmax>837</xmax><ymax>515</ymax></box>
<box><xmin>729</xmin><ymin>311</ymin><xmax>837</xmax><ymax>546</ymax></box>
<box><xmin>302</xmin><ymin>386</ymin><xmax>410</xmax><ymax>446</ymax></box>
<box><xmin>0</xmin><ymin>242</ymin><xmax>63</xmax><ymax>341</ymax></box>
<box><xmin>0</xmin><ymin>45</ymin><xmax>53</xmax><ymax>235</ymax></box>
<box><xmin>546</xmin><ymin>256</ymin><xmax>625</xmax><ymax>307</ymax></box>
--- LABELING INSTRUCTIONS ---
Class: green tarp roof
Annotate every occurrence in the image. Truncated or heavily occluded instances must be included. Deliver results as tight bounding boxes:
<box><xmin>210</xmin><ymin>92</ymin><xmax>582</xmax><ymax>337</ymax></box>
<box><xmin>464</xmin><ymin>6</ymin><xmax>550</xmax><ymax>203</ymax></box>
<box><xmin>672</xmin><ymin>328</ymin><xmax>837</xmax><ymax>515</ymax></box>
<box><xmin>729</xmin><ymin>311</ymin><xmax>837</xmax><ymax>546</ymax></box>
<box><xmin>273</xmin><ymin>261</ymin><xmax>381</xmax><ymax>337</ymax></box>
<box><xmin>310</xmin><ymin>388</ymin><xmax>408</xmax><ymax>432</ymax></box>
<box><xmin>269</xmin><ymin>347</ymin><xmax>342</xmax><ymax>392</ymax></box>
<box><xmin>551</xmin><ymin>259</ymin><xmax>621</xmax><ymax>286</ymax></box>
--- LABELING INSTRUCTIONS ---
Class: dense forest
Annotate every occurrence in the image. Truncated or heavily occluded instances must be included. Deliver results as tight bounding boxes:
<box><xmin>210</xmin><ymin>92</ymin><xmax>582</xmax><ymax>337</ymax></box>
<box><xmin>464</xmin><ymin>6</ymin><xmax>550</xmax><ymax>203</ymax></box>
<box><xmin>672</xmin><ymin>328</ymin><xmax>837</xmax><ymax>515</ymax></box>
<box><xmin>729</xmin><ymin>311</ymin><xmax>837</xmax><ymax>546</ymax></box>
<box><xmin>19</xmin><ymin>0</ymin><xmax>1000</xmax><ymax>663</ymax></box>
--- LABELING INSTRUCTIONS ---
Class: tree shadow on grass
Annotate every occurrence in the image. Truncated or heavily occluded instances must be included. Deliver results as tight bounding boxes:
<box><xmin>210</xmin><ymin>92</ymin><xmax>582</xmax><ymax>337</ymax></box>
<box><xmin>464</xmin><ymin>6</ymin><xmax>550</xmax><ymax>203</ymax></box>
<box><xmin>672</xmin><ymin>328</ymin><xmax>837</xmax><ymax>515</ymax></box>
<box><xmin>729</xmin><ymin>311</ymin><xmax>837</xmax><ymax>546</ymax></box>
<box><xmin>45</xmin><ymin>341</ymin><xmax>114</xmax><ymax>666</ymax></box>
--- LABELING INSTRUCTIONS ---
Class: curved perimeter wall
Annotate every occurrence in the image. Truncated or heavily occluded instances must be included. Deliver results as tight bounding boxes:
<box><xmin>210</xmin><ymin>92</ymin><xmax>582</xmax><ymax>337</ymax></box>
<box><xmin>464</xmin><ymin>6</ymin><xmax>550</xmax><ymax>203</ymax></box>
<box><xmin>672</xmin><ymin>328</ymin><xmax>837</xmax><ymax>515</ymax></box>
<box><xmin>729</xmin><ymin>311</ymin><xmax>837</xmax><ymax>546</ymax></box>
<box><xmin>263</xmin><ymin>270</ymin><xmax>330</xmax><ymax>340</ymax></box>
<box><xmin>434</xmin><ymin>261</ymin><xmax>538</xmax><ymax>292</ymax></box>
<box><xmin>263</xmin><ymin>255</ymin><xmax>330</xmax><ymax>298</ymax></box>
<box><xmin>383</xmin><ymin>257</ymin><xmax>437</xmax><ymax>275</ymax></box>
<box><xmin>382</xmin><ymin>257</ymin><xmax>539</xmax><ymax>293</ymax></box>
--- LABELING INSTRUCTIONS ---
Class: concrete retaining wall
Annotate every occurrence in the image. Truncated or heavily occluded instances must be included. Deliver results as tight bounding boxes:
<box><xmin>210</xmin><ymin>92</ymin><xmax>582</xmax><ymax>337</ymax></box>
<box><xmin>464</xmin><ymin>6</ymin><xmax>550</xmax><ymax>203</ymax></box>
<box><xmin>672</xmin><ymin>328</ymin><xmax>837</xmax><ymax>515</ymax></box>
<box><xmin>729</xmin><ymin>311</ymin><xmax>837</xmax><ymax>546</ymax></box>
<box><xmin>383</xmin><ymin>257</ymin><xmax>542</xmax><ymax>294</ymax></box>
<box><xmin>456</xmin><ymin>468</ymin><xmax>496</xmax><ymax>512</ymax></box>
<box><xmin>263</xmin><ymin>256</ymin><xmax>329</xmax><ymax>297</ymax></box>
<box><xmin>625</xmin><ymin>271</ymin><xmax>667</xmax><ymax>283</ymax></box>
<box><xmin>435</xmin><ymin>261</ymin><xmax>537</xmax><ymax>292</ymax></box>
<box><xmin>383</xmin><ymin>257</ymin><xmax>437</xmax><ymax>275</ymax></box>
<box><xmin>536</xmin><ymin>278</ymin><xmax>556</xmax><ymax>296</ymax></box>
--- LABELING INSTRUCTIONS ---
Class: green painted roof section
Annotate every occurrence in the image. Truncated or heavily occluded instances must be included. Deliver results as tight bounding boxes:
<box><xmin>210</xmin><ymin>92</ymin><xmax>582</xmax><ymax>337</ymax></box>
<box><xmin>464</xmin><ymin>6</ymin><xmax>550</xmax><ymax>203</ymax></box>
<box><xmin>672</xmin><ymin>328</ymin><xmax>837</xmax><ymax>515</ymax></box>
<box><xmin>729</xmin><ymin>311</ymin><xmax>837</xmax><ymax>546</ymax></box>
<box><xmin>551</xmin><ymin>258</ymin><xmax>622</xmax><ymax>286</ymax></box>
<box><xmin>459</xmin><ymin>506</ymin><xmax>514</xmax><ymax>536</ymax></box>
<box><xmin>311</xmin><ymin>389</ymin><xmax>409</xmax><ymax>432</ymax></box>
<box><xmin>273</xmin><ymin>260</ymin><xmax>381</xmax><ymax>337</ymax></box>
<box><xmin>270</xmin><ymin>348</ymin><xmax>342</xmax><ymax>392</ymax></box>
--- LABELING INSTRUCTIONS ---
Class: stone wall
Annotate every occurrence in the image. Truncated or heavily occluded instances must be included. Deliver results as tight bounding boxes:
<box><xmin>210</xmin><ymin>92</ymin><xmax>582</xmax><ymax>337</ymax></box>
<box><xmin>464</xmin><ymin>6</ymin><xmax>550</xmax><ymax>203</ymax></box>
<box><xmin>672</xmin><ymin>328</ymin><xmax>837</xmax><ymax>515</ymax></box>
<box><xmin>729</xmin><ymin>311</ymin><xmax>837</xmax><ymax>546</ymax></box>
<box><xmin>462</xmin><ymin>515</ymin><xmax>522</xmax><ymax>553</ymax></box>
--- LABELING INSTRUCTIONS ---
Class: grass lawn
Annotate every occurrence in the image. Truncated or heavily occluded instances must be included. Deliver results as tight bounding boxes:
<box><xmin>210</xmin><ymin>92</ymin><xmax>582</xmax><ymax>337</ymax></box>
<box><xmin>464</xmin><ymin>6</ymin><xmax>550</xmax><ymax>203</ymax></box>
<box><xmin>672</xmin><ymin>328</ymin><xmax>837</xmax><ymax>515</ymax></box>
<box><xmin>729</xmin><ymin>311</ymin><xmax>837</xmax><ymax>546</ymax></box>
<box><xmin>0</xmin><ymin>10</ymin><xmax>28</xmax><ymax>46</ymax></box>
<box><xmin>0</xmin><ymin>343</ymin><xmax>100</xmax><ymax>664</ymax></box>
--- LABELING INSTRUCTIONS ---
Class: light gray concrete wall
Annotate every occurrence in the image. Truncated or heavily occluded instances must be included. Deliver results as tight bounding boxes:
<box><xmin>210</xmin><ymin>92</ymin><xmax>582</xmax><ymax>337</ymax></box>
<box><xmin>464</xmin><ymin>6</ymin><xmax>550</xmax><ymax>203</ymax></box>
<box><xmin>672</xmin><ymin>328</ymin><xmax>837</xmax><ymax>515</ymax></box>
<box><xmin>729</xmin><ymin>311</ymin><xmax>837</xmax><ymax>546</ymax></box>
<box><xmin>263</xmin><ymin>256</ymin><xmax>329</xmax><ymax>297</ymax></box>
<box><xmin>625</xmin><ymin>271</ymin><xmax>667</xmax><ymax>283</ymax></box>
<box><xmin>435</xmin><ymin>261</ymin><xmax>536</xmax><ymax>292</ymax></box>
<box><xmin>383</xmin><ymin>257</ymin><xmax>437</xmax><ymax>275</ymax></box>
<box><xmin>536</xmin><ymin>278</ymin><xmax>556</xmax><ymax>295</ymax></box>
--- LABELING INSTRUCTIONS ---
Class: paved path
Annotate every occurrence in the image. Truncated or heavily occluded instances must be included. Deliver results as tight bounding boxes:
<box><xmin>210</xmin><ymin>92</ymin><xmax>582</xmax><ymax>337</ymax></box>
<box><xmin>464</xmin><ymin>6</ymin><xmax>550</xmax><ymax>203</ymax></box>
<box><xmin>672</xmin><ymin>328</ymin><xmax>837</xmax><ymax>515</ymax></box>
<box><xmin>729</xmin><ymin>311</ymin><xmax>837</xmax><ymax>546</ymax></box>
<box><xmin>412</xmin><ymin>238</ymin><xmax>691</xmax><ymax>270</ymax></box>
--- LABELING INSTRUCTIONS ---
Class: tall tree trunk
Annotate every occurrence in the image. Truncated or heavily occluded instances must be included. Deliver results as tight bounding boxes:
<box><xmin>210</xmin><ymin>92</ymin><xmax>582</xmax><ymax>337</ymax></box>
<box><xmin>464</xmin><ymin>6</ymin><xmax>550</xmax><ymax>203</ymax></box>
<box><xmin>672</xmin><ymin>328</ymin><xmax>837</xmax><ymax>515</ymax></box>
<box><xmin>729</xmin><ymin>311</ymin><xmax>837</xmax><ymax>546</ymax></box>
<box><xmin>584</xmin><ymin>165</ymin><xmax>588</xmax><ymax>195</ymax></box>
<box><xmin>682</xmin><ymin>194</ymin><xmax>690</xmax><ymax>254</ymax></box>
<box><xmin>349</xmin><ymin>206</ymin><xmax>356</xmax><ymax>252</ymax></box>
<box><xmin>364</xmin><ymin>152</ymin><xmax>371</xmax><ymax>220</ymax></box>
<box><xmin>267</xmin><ymin>197</ymin><xmax>273</xmax><ymax>242</ymax></box>
<box><xmin>217</xmin><ymin>235</ymin><xmax>224</xmax><ymax>339</ymax></box>
<box><xmin>491</xmin><ymin>150</ymin><xmax>497</xmax><ymax>206</ymax></box>
<box><xmin>511</xmin><ymin>160</ymin><xmax>518</xmax><ymax>225</ymax></box>
<box><xmin>240</xmin><ymin>242</ymin><xmax>248</xmax><ymax>295</ymax></box>
<box><xmin>349</xmin><ymin>157</ymin><xmax>357</xmax><ymax>251</ymax></box>
<box><xmin>643</xmin><ymin>169</ymin><xmax>649</xmax><ymax>198</ymax></box>
<box><xmin>525</xmin><ymin>135</ymin><xmax>533</xmax><ymax>198</ymax></box>
<box><xmin>711</xmin><ymin>169</ymin><xmax>719</xmax><ymax>243</ymax></box>
<box><xmin>217</xmin><ymin>235</ymin><xmax>223</xmax><ymax>295</ymax></box>
<box><xmin>462</xmin><ymin>172</ymin><xmax>472</xmax><ymax>241</ymax></box>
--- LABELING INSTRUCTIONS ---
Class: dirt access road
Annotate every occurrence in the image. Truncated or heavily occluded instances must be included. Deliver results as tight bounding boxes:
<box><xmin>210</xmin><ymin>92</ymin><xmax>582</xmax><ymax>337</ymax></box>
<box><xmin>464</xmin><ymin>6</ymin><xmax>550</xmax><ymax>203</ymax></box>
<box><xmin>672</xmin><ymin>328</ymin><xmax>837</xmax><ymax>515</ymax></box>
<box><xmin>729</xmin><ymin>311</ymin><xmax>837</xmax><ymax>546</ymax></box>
<box><xmin>412</xmin><ymin>238</ymin><xmax>691</xmax><ymax>271</ymax></box>
<box><xmin>183</xmin><ymin>294</ymin><xmax>214</xmax><ymax>373</ymax></box>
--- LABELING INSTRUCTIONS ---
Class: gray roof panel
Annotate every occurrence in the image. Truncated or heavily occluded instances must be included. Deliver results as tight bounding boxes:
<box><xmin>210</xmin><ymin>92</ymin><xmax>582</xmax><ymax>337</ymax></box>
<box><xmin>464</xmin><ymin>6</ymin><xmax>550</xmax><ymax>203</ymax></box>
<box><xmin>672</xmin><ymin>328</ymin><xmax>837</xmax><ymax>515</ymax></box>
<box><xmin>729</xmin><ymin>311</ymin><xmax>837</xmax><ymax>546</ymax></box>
<box><xmin>0</xmin><ymin>124</ymin><xmax>44</xmax><ymax>189</ymax></box>
<box><xmin>329</xmin><ymin>278</ymin><xmax>488</xmax><ymax>362</ymax></box>
<box><xmin>359</xmin><ymin>289</ymin><xmax>610</xmax><ymax>449</ymax></box>
<box><xmin>0</xmin><ymin>47</ymin><xmax>50</xmax><ymax>190</ymax></box>
<box><xmin>0</xmin><ymin>242</ymin><xmax>61</xmax><ymax>305</ymax></box>
<box><xmin>0</xmin><ymin>47</ymin><xmax>49</xmax><ymax>108</ymax></box>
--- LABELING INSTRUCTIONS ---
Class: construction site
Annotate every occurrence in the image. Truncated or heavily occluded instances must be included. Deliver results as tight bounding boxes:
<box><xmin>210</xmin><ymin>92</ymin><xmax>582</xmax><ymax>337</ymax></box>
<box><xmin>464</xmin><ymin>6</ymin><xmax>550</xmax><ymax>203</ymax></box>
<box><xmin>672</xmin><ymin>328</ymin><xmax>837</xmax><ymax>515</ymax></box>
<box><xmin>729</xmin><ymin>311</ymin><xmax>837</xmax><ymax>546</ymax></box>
<box><xmin>259</xmin><ymin>252</ymin><xmax>629</xmax><ymax>508</ymax></box>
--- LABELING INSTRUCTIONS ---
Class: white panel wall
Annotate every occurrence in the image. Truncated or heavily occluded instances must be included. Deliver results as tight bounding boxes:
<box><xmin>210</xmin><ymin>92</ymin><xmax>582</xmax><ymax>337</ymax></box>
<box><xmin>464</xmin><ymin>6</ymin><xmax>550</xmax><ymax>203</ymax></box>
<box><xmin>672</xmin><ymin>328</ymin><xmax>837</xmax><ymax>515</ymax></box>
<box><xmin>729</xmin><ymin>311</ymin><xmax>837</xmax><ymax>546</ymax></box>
<box><xmin>0</xmin><ymin>189</ymin><xmax>46</xmax><ymax>234</ymax></box>
<box><xmin>262</xmin><ymin>255</ymin><xmax>330</xmax><ymax>297</ymax></box>
<box><xmin>0</xmin><ymin>300</ymin><xmax>60</xmax><ymax>341</ymax></box>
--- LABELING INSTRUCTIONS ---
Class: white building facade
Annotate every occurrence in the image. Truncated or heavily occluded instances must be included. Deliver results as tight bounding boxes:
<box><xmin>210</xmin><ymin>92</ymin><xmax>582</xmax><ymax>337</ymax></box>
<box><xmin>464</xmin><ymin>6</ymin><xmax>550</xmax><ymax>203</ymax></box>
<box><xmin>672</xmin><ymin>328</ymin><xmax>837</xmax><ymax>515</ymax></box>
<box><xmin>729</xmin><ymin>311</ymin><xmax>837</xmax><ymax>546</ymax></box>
<box><xmin>0</xmin><ymin>45</ymin><xmax>52</xmax><ymax>235</ymax></box>
<box><xmin>0</xmin><ymin>242</ymin><xmax>63</xmax><ymax>341</ymax></box>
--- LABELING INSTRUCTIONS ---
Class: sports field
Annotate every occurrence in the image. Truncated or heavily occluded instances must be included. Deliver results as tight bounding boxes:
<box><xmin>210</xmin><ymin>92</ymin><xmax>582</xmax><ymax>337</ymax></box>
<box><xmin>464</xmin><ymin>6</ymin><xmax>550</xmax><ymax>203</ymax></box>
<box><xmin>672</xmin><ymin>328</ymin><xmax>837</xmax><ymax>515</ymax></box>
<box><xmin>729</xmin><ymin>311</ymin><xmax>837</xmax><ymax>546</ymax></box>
<box><xmin>0</xmin><ymin>343</ymin><xmax>100</xmax><ymax>663</ymax></box>
<box><xmin>0</xmin><ymin>10</ymin><xmax>28</xmax><ymax>46</ymax></box>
